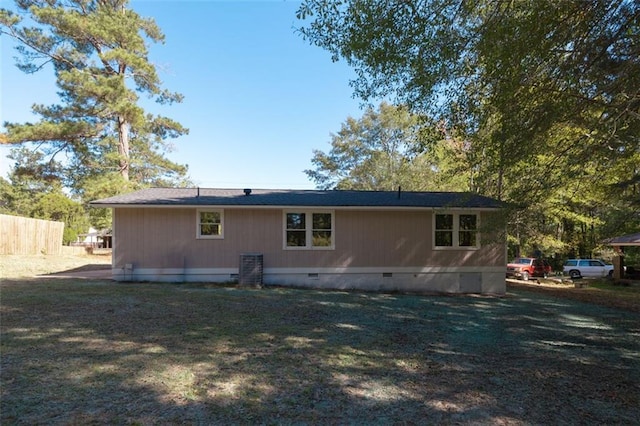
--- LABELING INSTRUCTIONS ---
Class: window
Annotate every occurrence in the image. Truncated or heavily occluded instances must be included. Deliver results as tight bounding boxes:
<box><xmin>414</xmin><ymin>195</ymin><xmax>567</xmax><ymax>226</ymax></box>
<box><xmin>284</xmin><ymin>211</ymin><xmax>334</xmax><ymax>249</ymax></box>
<box><xmin>434</xmin><ymin>212</ymin><xmax>479</xmax><ymax>249</ymax></box>
<box><xmin>312</xmin><ymin>212</ymin><xmax>332</xmax><ymax>247</ymax></box>
<box><xmin>286</xmin><ymin>212</ymin><xmax>306</xmax><ymax>247</ymax></box>
<box><xmin>459</xmin><ymin>214</ymin><xmax>477</xmax><ymax>247</ymax></box>
<box><xmin>197</xmin><ymin>209</ymin><xmax>223</xmax><ymax>239</ymax></box>
<box><xmin>435</xmin><ymin>214</ymin><xmax>454</xmax><ymax>247</ymax></box>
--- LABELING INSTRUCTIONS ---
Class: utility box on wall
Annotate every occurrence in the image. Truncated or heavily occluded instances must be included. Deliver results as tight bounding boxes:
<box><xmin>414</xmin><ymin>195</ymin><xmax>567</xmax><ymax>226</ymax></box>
<box><xmin>239</xmin><ymin>253</ymin><xmax>263</xmax><ymax>287</ymax></box>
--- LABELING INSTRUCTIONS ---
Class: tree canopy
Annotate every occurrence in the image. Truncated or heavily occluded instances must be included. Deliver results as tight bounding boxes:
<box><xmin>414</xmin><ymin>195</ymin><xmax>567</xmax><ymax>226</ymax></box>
<box><xmin>297</xmin><ymin>0</ymin><xmax>639</xmax><ymax>197</ymax></box>
<box><xmin>306</xmin><ymin>102</ymin><xmax>472</xmax><ymax>192</ymax></box>
<box><xmin>0</xmin><ymin>0</ymin><xmax>189</xmax><ymax>205</ymax></box>
<box><xmin>0</xmin><ymin>148</ymin><xmax>89</xmax><ymax>244</ymax></box>
<box><xmin>298</xmin><ymin>0</ymin><xmax>639</xmax><ymax>260</ymax></box>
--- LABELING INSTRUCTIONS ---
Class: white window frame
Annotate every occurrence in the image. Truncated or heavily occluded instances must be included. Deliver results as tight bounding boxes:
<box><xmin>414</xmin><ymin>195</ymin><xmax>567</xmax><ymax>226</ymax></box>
<box><xmin>283</xmin><ymin>210</ymin><xmax>335</xmax><ymax>250</ymax></box>
<box><xmin>196</xmin><ymin>209</ymin><xmax>224</xmax><ymax>239</ymax></box>
<box><xmin>433</xmin><ymin>211</ymin><xmax>480</xmax><ymax>250</ymax></box>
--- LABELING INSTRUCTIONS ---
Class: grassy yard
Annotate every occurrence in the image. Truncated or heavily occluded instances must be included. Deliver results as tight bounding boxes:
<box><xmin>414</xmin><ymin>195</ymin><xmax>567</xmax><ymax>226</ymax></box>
<box><xmin>1</xmin><ymin>256</ymin><xmax>640</xmax><ymax>424</ymax></box>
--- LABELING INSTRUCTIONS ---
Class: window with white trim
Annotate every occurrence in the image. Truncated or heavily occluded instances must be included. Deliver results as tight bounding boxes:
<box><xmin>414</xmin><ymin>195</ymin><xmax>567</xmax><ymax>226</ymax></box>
<box><xmin>197</xmin><ymin>209</ymin><xmax>223</xmax><ymax>239</ymax></box>
<box><xmin>284</xmin><ymin>211</ymin><xmax>334</xmax><ymax>249</ymax></box>
<box><xmin>434</xmin><ymin>212</ymin><xmax>479</xmax><ymax>249</ymax></box>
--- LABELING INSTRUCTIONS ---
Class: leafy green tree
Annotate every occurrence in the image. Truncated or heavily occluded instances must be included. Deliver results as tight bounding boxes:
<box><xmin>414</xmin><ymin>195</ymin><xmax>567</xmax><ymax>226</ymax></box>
<box><xmin>307</xmin><ymin>102</ymin><xmax>416</xmax><ymax>190</ymax></box>
<box><xmin>306</xmin><ymin>102</ymin><xmax>471</xmax><ymax>191</ymax></box>
<box><xmin>298</xmin><ymin>0</ymin><xmax>639</xmax><ymax>259</ymax></box>
<box><xmin>0</xmin><ymin>0</ymin><xmax>189</xmax><ymax>202</ymax></box>
<box><xmin>32</xmin><ymin>191</ymin><xmax>90</xmax><ymax>244</ymax></box>
<box><xmin>297</xmin><ymin>0</ymin><xmax>638</xmax><ymax>193</ymax></box>
<box><xmin>1</xmin><ymin>147</ymin><xmax>64</xmax><ymax>215</ymax></box>
<box><xmin>1</xmin><ymin>147</ymin><xmax>90</xmax><ymax>244</ymax></box>
<box><xmin>0</xmin><ymin>177</ymin><xmax>21</xmax><ymax>214</ymax></box>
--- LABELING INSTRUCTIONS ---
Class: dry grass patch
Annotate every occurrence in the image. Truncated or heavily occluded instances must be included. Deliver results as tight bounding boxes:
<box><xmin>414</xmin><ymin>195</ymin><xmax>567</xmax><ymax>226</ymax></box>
<box><xmin>507</xmin><ymin>278</ymin><xmax>640</xmax><ymax>313</ymax></box>
<box><xmin>1</xmin><ymin>253</ymin><xmax>111</xmax><ymax>279</ymax></box>
<box><xmin>2</xmin><ymin>255</ymin><xmax>640</xmax><ymax>423</ymax></box>
<box><xmin>1</xmin><ymin>275</ymin><xmax>639</xmax><ymax>424</ymax></box>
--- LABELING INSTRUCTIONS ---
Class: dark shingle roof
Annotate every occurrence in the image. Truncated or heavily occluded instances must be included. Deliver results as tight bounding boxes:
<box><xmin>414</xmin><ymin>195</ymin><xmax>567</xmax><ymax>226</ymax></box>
<box><xmin>603</xmin><ymin>232</ymin><xmax>640</xmax><ymax>246</ymax></box>
<box><xmin>90</xmin><ymin>188</ymin><xmax>503</xmax><ymax>209</ymax></box>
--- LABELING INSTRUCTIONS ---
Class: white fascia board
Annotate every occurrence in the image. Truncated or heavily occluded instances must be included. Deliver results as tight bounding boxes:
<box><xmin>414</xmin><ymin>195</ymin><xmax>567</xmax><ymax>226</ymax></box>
<box><xmin>92</xmin><ymin>203</ymin><xmax>500</xmax><ymax>212</ymax></box>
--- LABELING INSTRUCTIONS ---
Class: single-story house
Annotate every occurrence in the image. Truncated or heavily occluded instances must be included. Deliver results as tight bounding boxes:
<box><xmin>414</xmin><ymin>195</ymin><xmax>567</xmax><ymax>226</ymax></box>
<box><xmin>90</xmin><ymin>188</ymin><xmax>506</xmax><ymax>294</ymax></box>
<box><xmin>74</xmin><ymin>227</ymin><xmax>113</xmax><ymax>249</ymax></box>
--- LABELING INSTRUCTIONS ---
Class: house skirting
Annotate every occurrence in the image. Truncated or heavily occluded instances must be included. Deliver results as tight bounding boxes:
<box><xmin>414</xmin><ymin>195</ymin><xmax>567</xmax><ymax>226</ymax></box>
<box><xmin>111</xmin><ymin>266</ymin><xmax>506</xmax><ymax>294</ymax></box>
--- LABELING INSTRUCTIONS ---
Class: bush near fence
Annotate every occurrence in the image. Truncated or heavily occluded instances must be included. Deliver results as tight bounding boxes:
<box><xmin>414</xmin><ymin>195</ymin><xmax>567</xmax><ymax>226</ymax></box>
<box><xmin>0</xmin><ymin>214</ymin><xmax>64</xmax><ymax>255</ymax></box>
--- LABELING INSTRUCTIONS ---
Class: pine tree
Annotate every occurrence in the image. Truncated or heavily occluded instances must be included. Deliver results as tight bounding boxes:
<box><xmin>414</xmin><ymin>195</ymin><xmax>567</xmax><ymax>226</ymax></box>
<box><xmin>0</xmin><ymin>0</ymin><xmax>189</xmax><ymax>198</ymax></box>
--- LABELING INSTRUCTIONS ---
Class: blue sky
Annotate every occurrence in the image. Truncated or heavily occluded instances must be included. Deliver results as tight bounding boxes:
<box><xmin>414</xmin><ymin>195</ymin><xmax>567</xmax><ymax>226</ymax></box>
<box><xmin>0</xmin><ymin>0</ymin><xmax>365</xmax><ymax>189</ymax></box>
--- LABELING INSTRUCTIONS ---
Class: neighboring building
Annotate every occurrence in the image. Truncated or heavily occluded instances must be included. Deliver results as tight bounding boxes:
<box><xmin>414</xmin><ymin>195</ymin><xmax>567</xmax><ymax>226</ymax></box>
<box><xmin>74</xmin><ymin>227</ymin><xmax>112</xmax><ymax>249</ymax></box>
<box><xmin>90</xmin><ymin>188</ymin><xmax>506</xmax><ymax>294</ymax></box>
<box><xmin>604</xmin><ymin>232</ymin><xmax>640</xmax><ymax>280</ymax></box>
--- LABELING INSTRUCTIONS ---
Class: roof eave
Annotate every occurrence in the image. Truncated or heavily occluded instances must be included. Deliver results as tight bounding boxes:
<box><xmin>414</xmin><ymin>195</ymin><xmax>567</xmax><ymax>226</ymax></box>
<box><xmin>89</xmin><ymin>203</ymin><xmax>502</xmax><ymax>211</ymax></box>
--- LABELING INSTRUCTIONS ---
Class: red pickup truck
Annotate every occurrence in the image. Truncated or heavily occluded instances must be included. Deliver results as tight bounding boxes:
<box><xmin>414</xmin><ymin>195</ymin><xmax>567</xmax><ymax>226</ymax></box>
<box><xmin>506</xmin><ymin>257</ymin><xmax>552</xmax><ymax>281</ymax></box>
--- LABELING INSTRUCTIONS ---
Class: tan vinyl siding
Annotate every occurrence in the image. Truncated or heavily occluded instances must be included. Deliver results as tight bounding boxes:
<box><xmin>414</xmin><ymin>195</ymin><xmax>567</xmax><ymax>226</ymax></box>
<box><xmin>333</xmin><ymin>210</ymin><xmax>429</xmax><ymax>267</ymax></box>
<box><xmin>113</xmin><ymin>208</ymin><xmax>504</xmax><ymax>271</ymax></box>
<box><xmin>115</xmin><ymin>208</ymin><xmax>281</xmax><ymax>269</ymax></box>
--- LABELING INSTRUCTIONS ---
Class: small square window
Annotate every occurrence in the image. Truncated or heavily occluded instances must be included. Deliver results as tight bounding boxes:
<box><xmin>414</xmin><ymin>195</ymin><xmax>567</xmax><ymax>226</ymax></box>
<box><xmin>197</xmin><ymin>209</ymin><xmax>223</xmax><ymax>239</ymax></box>
<box><xmin>287</xmin><ymin>213</ymin><xmax>306</xmax><ymax>230</ymax></box>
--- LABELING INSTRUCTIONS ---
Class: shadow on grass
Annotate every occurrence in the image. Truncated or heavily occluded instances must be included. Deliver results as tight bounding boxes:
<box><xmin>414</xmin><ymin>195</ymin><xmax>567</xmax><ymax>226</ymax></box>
<box><xmin>42</xmin><ymin>264</ymin><xmax>112</xmax><ymax>274</ymax></box>
<box><xmin>1</xmin><ymin>278</ymin><xmax>639</xmax><ymax>424</ymax></box>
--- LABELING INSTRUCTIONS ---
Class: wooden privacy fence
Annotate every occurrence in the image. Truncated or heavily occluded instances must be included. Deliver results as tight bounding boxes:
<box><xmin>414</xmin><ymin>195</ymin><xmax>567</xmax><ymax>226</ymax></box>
<box><xmin>0</xmin><ymin>214</ymin><xmax>64</xmax><ymax>255</ymax></box>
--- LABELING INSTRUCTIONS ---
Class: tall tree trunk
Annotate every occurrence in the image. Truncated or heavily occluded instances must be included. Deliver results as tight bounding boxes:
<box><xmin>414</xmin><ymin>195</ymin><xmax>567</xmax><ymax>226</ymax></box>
<box><xmin>117</xmin><ymin>2</ymin><xmax>129</xmax><ymax>181</ymax></box>
<box><xmin>118</xmin><ymin>115</ymin><xmax>130</xmax><ymax>181</ymax></box>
